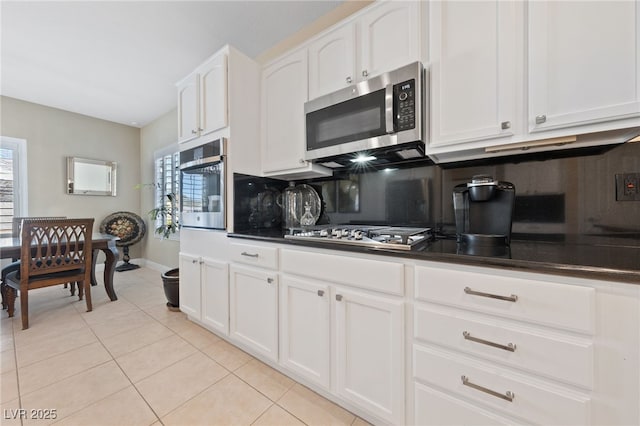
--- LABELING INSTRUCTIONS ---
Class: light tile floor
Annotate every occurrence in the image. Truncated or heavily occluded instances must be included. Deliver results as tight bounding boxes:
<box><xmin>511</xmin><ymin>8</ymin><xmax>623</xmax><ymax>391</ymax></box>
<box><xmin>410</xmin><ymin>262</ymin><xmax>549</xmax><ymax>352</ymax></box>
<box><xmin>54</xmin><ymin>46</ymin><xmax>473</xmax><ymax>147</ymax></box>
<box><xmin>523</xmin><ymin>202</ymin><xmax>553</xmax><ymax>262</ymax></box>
<box><xmin>0</xmin><ymin>267</ymin><xmax>369</xmax><ymax>426</ymax></box>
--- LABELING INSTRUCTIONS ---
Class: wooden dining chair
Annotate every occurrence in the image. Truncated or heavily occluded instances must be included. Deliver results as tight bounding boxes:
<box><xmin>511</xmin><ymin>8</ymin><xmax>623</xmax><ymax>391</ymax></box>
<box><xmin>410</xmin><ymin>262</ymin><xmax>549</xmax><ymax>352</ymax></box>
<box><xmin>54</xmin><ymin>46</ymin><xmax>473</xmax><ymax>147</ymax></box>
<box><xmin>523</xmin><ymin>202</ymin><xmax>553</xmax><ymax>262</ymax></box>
<box><xmin>3</xmin><ymin>218</ymin><xmax>94</xmax><ymax>329</ymax></box>
<box><xmin>1</xmin><ymin>216</ymin><xmax>67</xmax><ymax>310</ymax></box>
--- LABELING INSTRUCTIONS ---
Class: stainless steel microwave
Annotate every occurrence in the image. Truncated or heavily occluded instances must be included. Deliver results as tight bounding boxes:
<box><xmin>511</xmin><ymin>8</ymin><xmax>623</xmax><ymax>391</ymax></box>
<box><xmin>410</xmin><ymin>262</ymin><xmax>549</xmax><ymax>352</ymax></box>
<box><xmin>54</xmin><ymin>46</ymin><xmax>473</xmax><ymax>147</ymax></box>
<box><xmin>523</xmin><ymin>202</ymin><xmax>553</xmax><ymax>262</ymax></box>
<box><xmin>304</xmin><ymin>62</ymin><xmax>427</xmax><ymax>166</ymax></box>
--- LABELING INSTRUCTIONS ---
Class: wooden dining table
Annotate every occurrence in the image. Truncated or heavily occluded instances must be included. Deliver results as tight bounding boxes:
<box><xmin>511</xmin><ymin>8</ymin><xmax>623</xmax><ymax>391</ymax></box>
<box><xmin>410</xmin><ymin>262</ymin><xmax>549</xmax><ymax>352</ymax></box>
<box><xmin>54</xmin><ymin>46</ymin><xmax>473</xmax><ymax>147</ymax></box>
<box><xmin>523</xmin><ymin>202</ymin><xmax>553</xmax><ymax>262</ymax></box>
<box><xmin>0</xmin><ymin>233</ymin><xmax>120</xmax><ymax>301</ymax></box>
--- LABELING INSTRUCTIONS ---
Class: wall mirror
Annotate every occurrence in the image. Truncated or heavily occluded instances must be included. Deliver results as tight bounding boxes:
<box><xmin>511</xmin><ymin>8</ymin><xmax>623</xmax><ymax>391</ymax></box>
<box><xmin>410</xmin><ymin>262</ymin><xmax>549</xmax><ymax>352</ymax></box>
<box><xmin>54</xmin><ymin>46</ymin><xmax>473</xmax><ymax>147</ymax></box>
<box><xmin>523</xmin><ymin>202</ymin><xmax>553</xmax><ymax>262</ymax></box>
<box><xmin>67</xmin><ymin>157</ymin><xmax>117</xmax><ymax>196</ymax></box>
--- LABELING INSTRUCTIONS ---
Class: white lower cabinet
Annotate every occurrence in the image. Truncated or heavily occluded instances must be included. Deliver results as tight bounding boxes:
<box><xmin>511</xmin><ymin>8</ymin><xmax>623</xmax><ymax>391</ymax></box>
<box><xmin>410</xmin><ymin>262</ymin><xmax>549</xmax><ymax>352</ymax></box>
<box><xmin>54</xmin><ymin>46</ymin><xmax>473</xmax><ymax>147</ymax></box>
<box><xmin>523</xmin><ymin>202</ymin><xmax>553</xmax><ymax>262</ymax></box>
<box><xmin>179</xmin><ymin>253</ymin><xmax>229</xmax><ymax>335</ymax></box>
<box><xmin>179</xmin><ymin>253</ymin><xmax>202</xmax><ymax>319</ymax></box>
<box><xmin>280</xmin><ymin>248</ymin><xmax>406</xmax><ymax>425</ymax></box>
<box><xmin>279</xmin><ymin>276</ymin><xmax>331</xmax><ymax>388</ymax></box>
<box><xmin>229</xmin><ymin>264</ymin><xmax>278</xmax><ymax>362</ymax></box>
<box><xmin>334</xmin><ymin>286</ymin><xmax>404</xmax><ymax>425</ymax></box>
<box><xmin>411</xmin><ymin>261</ymin><xmax>640</xmax><ymax>426</ymax></box>
<box><xmin>201</xmin><ymin>258</ymin><xmax>229</xmax><ymax>335</ymax></box>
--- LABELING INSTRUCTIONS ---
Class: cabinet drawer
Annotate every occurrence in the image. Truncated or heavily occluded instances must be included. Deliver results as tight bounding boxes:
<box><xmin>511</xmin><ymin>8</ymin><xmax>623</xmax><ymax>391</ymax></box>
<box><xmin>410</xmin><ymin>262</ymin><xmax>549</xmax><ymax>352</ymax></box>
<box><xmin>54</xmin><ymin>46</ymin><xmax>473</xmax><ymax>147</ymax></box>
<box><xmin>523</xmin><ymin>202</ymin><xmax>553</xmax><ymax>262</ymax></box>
<box><xmin>414</xmin><ymin>345</ymin><xmax>590</xmax><ymax>425</ymax></box>
<box><xmin>415</xmin><ymin>265</ymin><xmax>595</xmax><ymax>334</ymax></box>
<box><xmin>415</xmin><ymin>382</ymin><xmax>518</xmax><ymax>426</ymax></box>
<box><xmin>414</xmin><ymin>305</ymin><xmax>593</xmax><ymax>389</ymax></box>
<box><xmin>230</xmin><ymin>243</ymin><xmax>278</xmax><ymax>269</ymax></box>
<box><xmin>281</xmin><ymin>249</ymin><xmax>404</xmax><ymax>296</ymax></box>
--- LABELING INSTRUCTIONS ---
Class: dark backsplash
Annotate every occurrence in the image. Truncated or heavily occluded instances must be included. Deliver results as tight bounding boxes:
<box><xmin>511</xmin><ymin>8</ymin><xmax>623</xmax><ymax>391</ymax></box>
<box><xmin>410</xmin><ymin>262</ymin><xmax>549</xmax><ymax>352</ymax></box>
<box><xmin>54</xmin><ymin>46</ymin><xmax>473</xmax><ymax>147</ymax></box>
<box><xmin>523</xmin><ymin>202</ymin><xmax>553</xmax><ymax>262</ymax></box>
<box><xmin>234</xmin><ymin>142</ymin><xmax>640</xmax><ymax>245</ymax></box>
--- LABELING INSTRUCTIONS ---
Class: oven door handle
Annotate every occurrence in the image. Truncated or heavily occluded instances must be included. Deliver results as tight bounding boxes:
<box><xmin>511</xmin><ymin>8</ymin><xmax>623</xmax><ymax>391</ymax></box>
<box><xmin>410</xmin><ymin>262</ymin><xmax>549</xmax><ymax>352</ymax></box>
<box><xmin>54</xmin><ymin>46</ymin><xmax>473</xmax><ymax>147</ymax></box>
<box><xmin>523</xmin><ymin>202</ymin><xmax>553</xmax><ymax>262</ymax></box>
<box><xmin>180</xmin><ymin>155</ymin><xmax>224</xmax><ymax>171</ymax></box>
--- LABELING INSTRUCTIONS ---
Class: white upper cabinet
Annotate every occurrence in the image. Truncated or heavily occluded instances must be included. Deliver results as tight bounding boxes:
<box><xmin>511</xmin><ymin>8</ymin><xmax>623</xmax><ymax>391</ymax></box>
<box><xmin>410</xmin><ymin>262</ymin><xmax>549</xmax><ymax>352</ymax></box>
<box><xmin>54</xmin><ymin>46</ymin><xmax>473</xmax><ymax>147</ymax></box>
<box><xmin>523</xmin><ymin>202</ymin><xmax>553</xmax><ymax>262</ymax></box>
<box><xmin>429</xmin><ymin>0</ymin><xmax>522</xmax><ymax>148</ymax></box>
<box><xmin>308</xmin><ymin>24</ymin><xmax>356</xmax><ymax>100</ymax></box>
<box><xmin>261</xmin><ymin>49</ymin><xmax>308</xmax><ymax>174</ymax></box>
<box><xmin>177</xmin><ymin>52</ymin><xmax>228</xmax><ymax>143</ymax></box>
<box><xmin>308</xmin><ymin>0</ymin><xmax>420</xmax><ymax>100</ymax></box>
<box><xmin>198</xmin><ymin>53</ymin><xmax>228</xmax><ymax>137</ymax></box>
<box><xmin>527</xmin><ymin>1</ymin><xmax>640</xmax><ymax>133</ymax></box>
<box><xmin>261</xmin><ymin>49</ymin><xmax>332</xmax><ymax>179</ymax></box>
<box><xmin>177</xmin><ymin>74</ymin><xmax>199</xmax><ymax>144</ymax></box>
<box><xmin>359</xmin><ymin>1</ymin><xmax>420</xmax><ymax>81</ymax></box>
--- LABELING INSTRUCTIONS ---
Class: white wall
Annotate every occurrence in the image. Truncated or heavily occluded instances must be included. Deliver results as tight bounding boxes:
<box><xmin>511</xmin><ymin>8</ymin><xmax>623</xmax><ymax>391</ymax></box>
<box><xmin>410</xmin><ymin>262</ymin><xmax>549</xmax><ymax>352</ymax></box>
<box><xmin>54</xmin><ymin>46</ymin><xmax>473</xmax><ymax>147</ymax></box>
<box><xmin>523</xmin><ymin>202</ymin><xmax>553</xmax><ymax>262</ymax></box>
<box><xmin>0</xmin><ymin>95</ymin><xmax>142</xmax><ymax>261</ymax></box>
<box><xmin>139</xmin><ymin>108</ymin><xmax>179</xmax><ymax>269</ymax></box>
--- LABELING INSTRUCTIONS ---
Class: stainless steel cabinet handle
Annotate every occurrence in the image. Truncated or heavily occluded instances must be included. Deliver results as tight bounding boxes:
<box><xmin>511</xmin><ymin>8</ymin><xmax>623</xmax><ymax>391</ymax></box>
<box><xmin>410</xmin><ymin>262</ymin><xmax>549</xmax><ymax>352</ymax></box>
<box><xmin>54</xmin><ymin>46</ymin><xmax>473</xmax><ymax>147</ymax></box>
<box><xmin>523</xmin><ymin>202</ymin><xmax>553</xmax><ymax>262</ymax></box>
<box><xmin>336</xmin><ymin>294</ymin><xmax>343</xmax><ymax>301</ymax></box>
<box><xmin>267</xmin><ymin>278</ymin><xmax>274</xmax><ymax>284</ymax></box>
<box><xmin>461</xmin><ymin>376</ymin><xmax>515</xmax><ymax>402</ymax></box>
<box><xmin>362</xmin><ymin>70</ymin><xmax>368</xmax><ymax>77</ymax></box>
<box><xmin>464</xmin><ymin>286</ymin><xmax>518</xmax><ymax>302</ymax></box>
<box><xmin>192</xmin><ymin>259</ymin><xmax>198</xmax><ymax>264</ymax></box>
<box><xmin>535</xmin><ymin>115</ymin><xmax>547</xmax><ymax>124</ymax></box>
<box><xmin>501</xmin><ymin>121</ymin><xmax>511</xmax><ymax>130</ymax></box>
<box><xmin>463</xmin><ymin>331</ymin><xmax>516</xmax><ymax>352</ymax></box>
<box><xmin>199</xmin><ymin>260</ymin><xmax>204</xmax><ymax>265</ymax></box>
<box><xmin>317</xmin><ymin>290</ymin><xmax>325</xmax><ymax>297</ymax></box>
<box><xmin>241</xmin><ymin>252</ymin><xmax>259</xmax><ymax>258</ymax></box>
<box><xmin>191</xmin><ymin>129</ymin><xmax>198</xmax><ymax>135</ymax></box>
<box><xmin>346</xmin><ymin>76</ymin><xmax>352</xmax><ymax>84</ymax></box>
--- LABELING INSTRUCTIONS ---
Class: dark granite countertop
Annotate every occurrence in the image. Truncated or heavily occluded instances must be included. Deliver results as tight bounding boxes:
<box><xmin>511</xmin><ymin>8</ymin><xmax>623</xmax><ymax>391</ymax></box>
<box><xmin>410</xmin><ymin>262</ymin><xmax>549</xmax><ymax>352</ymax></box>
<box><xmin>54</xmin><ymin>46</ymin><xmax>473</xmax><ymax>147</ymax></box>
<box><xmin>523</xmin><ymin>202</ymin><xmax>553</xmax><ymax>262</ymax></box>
<box><xmin>228</xmin><ymin>229</ymin><xmax>640</xmax><ymax>284</ymax></box>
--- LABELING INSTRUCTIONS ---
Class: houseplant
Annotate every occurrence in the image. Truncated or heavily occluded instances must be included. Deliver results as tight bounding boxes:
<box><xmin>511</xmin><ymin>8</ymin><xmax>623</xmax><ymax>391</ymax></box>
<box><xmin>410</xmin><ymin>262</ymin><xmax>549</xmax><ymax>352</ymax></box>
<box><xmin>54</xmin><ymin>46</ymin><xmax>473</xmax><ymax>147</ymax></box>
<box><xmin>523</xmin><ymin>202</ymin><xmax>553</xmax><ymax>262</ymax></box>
<box><xmin>144</xmin><ymin>188</ymin><xmax>181</xmax><ymax>311</ymax></box>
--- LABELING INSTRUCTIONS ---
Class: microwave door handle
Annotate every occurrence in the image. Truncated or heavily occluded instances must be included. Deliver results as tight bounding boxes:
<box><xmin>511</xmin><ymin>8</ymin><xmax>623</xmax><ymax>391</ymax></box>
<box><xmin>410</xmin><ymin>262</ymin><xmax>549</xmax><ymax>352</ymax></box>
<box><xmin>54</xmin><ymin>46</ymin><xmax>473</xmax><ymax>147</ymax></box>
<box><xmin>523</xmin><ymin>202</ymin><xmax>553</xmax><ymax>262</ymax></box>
<box><xmin>385</xmin><ymin>84</ymin><xmax>394</xmax><ymax>134</ymax></box>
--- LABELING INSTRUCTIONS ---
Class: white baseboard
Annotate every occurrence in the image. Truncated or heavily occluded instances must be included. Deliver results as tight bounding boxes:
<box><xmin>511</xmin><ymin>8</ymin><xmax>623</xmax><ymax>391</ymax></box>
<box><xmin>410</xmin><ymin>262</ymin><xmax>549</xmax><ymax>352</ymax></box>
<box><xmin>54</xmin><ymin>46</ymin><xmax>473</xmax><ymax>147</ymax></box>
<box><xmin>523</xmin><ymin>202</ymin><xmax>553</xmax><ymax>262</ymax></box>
<box><xmin>93</xmin><ymin>258</ymin><xmax>172</xmax><ymax>273</ymax></box>
<box><xmin>140</xmin><ymin>259</ymin><xmax>173</xmax><ymax>273</ymax></box>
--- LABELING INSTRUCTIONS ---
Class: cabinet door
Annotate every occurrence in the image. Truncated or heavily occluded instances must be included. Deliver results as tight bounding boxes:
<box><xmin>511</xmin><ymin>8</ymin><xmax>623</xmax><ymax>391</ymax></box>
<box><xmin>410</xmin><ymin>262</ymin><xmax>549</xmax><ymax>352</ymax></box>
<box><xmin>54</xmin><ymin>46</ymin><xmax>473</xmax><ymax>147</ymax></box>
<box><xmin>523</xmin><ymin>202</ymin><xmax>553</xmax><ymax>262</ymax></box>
<box><xmin>429</xmin><ymin>0</ymin><xmax>521</xmax><ymax>148</ymax></box>
<box><xmin>280</xmin><ymin>276</ymin><xmax>330</xmax><ymax>388</ymax></box>
<box><xmin>201</xmin><ymin>258</ymin><xmax>229</xmax><ymax>336</ymax></box>
<box><xmin>179</xmin><ymin>253</ymin><xmax>201</xmax><ymax>319</ymax></box>
<box><xmin>334</xmin><ymin>287</ymin><xmax>404</xmax><ymax>425</ymax></box>
<box><xmin>261</xmin><ymin>49</ymin><xmax>308</xmax><ymax>174</ymax></box>
<box><xmin>359</xmin><ymin>1</ymin><xmax>420</xmax><ymax>80</ymax></box>
<box><xmin>528</xmin><ymin>1</ymin><xmax>640</xmax><ymax>132</ymax></box>
<box><xmin>308</xmin><ymin>24</ymin><xmax>356</xmax><ymax>100</ymax></box>
<box><xmin>229</xmin><ymin>265</ymin><xmax>278</xmax><ymax>361</ymax></box>
<box><xmin>199</xmin><ymin>53</ymin><xmax>228</xmax><ymax>136</ymax></box>
<box><xmin>177</xmin><ymin>73</ymin><xmax>199</xmax><ymax>143</ymax></box>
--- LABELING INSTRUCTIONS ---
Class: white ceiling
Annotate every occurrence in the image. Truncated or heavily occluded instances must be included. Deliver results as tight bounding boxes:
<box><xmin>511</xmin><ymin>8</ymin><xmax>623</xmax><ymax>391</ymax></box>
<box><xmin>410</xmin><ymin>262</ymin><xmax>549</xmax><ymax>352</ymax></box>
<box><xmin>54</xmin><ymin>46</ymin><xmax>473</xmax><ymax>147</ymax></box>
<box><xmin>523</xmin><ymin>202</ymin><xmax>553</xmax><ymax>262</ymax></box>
<box><xmin>1</xmin><ymin>0</ymin><xmax>344</xmax><ymax>128</ymax></box>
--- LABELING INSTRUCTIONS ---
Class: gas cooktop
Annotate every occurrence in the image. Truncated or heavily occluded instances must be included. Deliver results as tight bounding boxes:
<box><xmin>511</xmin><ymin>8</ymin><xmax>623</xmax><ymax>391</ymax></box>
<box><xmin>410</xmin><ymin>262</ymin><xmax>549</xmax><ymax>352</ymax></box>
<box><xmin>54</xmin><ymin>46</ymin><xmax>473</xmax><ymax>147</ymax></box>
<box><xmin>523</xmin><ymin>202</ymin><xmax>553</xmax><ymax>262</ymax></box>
<box><xmin>284</xmin><ymin>225</ymin><xmax>433</xmax><ymax>251</ymax></box>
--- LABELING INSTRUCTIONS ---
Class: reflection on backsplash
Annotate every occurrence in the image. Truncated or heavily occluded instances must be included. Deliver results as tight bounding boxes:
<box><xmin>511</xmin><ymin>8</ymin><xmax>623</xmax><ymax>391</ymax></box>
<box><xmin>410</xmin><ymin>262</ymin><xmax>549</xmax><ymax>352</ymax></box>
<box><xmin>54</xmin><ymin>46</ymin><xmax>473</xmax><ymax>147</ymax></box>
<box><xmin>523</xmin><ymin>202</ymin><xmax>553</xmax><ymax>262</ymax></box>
<box><xmin>234</xmin><ymin>142</ymin><xmax>640</xmax><ymax>245</ymax></box>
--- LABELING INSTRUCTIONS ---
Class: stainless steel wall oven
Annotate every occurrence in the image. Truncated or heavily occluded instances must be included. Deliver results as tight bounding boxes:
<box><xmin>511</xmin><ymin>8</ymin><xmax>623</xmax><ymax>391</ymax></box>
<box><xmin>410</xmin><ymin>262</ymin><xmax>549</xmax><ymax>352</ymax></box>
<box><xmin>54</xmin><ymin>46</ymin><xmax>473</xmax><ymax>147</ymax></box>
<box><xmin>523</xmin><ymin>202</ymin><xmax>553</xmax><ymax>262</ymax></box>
<box><xmin>179</xmin><ymin>138</ymin><xmax>226</xmax><ymax>230</ymax></box>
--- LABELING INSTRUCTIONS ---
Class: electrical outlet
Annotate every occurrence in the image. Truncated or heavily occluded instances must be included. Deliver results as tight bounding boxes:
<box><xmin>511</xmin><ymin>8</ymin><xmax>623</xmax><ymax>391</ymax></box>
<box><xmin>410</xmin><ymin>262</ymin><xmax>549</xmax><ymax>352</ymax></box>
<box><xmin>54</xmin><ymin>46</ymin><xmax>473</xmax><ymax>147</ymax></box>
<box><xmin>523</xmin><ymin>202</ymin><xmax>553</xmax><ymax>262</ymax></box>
<box><xmin>615</xmin><ymin>173</ymin><xmax>640</xmax><ymax>201</ymax></box>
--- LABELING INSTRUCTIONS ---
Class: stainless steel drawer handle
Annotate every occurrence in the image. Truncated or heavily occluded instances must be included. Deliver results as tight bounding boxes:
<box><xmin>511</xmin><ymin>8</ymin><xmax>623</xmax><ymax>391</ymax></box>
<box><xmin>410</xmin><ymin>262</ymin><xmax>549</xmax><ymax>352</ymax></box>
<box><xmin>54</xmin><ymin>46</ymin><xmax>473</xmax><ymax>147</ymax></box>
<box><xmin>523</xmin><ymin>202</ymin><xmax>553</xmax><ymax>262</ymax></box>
<box><xmin>317</xmin><ymin>290</ymin><xmax>325</xmax><ymax>297</ymax></box>
<box><xmin>461</xmin><ymin>375</ymin><xmax>515</xmax><ymax>402</ymax></box>
<box><xmin>464</xmin><ymin>287</ymin><xmax>518</xmax><ymax>302</ymax></box>
<box><xmin>267</xmin><ymin>278</ymin><xmax>274</xmax><ymax>284</ymax></box>
<box><xmin>241</xmin><ymin>252</ymin><xmax>259</xmax><ymax>258</ymax></box>
<box><xmin>463</xmin><ymin>331</ymin><xmax>516</xmax><ymax>352</ymax></box>
<box><xmin>336</xmin><ymin>294</ymin><xmax>343</xmax><ymax>301</ymax></box>
<box><xmin>535</xmin><ymin>114</ymin><xmax>547</xmax><ymax>124</ymax></box>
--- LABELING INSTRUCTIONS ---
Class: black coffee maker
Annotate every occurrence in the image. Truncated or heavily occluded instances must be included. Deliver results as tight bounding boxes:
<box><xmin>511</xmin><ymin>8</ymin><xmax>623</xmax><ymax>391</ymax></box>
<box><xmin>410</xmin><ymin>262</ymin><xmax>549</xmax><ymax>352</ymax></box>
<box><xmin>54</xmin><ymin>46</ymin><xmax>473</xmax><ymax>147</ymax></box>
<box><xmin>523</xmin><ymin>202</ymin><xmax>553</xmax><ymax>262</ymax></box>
<box><xmin>453</xmin><ymin>175</ymin><xmax>515</xmax><ymax>249</ymax></box>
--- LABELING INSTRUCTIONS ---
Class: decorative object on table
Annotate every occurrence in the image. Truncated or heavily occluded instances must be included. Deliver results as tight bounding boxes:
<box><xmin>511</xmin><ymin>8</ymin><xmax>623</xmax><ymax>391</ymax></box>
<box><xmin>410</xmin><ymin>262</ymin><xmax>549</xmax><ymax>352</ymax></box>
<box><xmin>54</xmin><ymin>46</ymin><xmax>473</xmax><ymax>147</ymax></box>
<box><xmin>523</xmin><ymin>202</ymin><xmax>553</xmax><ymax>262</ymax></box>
<box><xmin>100</xmin><ymin>211</ymin><xmax>146</xmax><ymax>272</ymax></box>
<box><xmin>292</xmin><ymin>184</ymin><xmax>321</xmax><ymax>228</ymax></box>
<box><xmin>161</xmin><ymin>268</ymin><xmax>180</xmax><ymax>311</ymax></box>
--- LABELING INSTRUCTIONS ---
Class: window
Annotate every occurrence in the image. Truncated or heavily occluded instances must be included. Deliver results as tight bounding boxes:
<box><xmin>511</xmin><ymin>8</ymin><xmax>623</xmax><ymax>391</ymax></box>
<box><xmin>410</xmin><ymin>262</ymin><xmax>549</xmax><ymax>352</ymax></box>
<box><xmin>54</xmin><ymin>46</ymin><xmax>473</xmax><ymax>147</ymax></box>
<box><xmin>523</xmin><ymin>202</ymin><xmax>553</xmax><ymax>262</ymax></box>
<box><xmin>0</xmin><ymin>137</ymin><xmax>28</xmax><ymax>237</ymax></box>
<box><xmin>153</xmin><ymin>146</ymin><xmax>180</xmax><ymax>239</ymax></box>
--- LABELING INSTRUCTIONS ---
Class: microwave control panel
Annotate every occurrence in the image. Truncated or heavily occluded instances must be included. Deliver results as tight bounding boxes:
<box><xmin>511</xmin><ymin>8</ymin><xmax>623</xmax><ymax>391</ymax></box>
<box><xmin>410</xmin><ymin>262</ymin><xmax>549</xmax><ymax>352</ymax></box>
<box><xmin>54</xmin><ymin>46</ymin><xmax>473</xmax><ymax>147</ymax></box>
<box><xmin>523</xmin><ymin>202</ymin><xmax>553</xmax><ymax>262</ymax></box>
<box><xmin>394</xmin><ymin>79</ymin><xmax>416</xmax><ymax>131</ymax></box>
